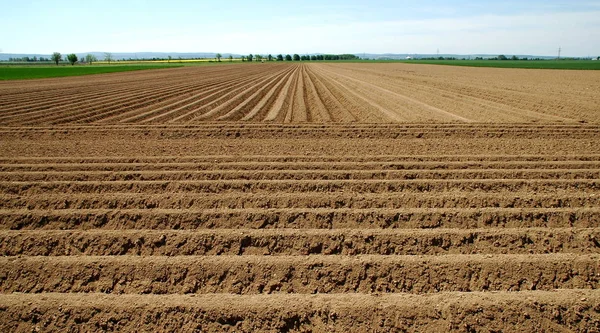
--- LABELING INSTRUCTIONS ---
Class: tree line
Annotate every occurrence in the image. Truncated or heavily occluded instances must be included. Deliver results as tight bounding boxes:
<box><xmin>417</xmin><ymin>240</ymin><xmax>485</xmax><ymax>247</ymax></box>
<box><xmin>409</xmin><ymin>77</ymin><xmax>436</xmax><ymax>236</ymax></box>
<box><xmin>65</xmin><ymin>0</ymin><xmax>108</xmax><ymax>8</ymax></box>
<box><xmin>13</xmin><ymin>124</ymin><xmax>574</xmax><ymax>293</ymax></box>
<box><xmin>7</xmin><ymin>52</ymin><xmax>108</xmax><ymax>65</ymax></box>
<box><xmin>237</xmin><ymin>53</ymin><xmax>359</xmax><ymax>62</ymax></box>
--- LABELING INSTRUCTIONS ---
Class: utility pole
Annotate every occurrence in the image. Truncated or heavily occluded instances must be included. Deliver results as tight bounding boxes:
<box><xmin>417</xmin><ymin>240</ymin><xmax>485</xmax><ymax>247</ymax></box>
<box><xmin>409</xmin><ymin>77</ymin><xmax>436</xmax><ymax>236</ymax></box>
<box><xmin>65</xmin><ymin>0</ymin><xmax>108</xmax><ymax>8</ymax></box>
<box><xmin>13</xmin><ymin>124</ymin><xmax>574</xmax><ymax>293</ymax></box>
<box><xmin>558</xmin><ymin>46</ymin><xmax>561</xmax><ymax>59</ymax></box>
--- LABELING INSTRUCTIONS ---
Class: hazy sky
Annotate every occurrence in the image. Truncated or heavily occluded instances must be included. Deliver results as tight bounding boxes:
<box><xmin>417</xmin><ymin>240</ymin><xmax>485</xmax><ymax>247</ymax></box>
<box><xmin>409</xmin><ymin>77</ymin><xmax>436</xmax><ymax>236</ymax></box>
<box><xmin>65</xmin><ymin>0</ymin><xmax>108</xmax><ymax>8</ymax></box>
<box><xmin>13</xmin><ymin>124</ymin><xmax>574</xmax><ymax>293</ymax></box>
<box><xmin>1</xmin><ymin>0</ymin><xmax>599</xmax><ymax>56</ymax></box>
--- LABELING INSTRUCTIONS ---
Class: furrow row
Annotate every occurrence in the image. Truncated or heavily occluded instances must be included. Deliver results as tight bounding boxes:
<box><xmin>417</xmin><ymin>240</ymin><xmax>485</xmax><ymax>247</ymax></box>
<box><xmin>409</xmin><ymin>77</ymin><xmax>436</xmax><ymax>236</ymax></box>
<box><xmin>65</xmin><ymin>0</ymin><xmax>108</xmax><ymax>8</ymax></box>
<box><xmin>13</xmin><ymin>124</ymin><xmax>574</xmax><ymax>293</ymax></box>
<box><xmin>1</xmin><ymin>254</ymin><xmax>598</xmax><ymax>294</ymax></box>
<box><xmin>2</xmin><ymin>179</ymin><xmax>599</xmax><ymax>195</ymax></box>
<box><xmin>3</xmin><ymin>192</ymin><xmax>598</xmax><ymax>210</ymax></box>
<box><xmin>217</xmin><ymin>66</ymin><xmax>298</xmax><ymax>121</ymax></box>
<box><xmin>0</xmin><ymin>70</ymin><xmax>221</xmax><ymax>120</ymax></box>
<box><xmin>4</xmin><ymin>161</ymin><xmax>600</xmax><ymax>172</ymax></box>
<box><xmin>2</xmin><ymin>208</ymin><xmax>598</xmax><ymax>230</ymax></box>
<box><xmin>2</xmin><ymin>67</ymin><xmax>283</xmax><ymax>126</ymax></box>
<box><xmin>1</xmin><ymin>169</ymin><xmax>598</xmax><ymax>181</ymax></box>
<box><xmin>71</xmin><ymin>70</ymin><xmax>271</xmax><ymax>125</ymax></box>
<box><xmin>0</xmin><ymin>65</ymin><xmax>292</xmax><ymax>125</ymax></box>
<box><xmin>118</xmin><ymin>67</ymin><xmax>286</xmax><ymax>124</ymax></box>
<box><xmin>1</xmin><ymin>228</ymin><xmax>598</xmax><ymax>256</ymax></box>
<box><xmin>3</xmin><ymin>154</ymin><xmax>600</xmax><ymax>164</ymax></box>
<box><xmin>1</xmin><ymin>291</ymin><xmax>598</xmax><ymax>332</ymax></box>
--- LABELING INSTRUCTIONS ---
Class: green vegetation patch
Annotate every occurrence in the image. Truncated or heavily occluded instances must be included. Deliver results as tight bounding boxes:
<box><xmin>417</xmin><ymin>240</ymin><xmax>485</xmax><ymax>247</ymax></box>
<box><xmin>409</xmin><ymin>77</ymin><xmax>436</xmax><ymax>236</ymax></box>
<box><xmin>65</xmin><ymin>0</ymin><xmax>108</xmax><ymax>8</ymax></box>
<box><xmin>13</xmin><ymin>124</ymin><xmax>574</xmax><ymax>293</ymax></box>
<box><xmin>0</xmin><ymin>65</ymin><xmax>182</xmax><ymax>80</ymax></box>
<box><xmin>397</xmin><ymin>60</ymin><xmax>600</xmax><ymax>70</ymax></box>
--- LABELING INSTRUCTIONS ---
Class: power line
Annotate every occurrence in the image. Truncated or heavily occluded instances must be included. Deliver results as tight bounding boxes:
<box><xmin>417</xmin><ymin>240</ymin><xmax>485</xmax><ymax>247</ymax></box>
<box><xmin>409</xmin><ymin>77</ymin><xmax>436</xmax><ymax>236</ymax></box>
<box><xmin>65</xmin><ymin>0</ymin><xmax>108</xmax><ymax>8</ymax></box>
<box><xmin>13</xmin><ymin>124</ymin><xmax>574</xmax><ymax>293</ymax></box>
<box><xmin>558</xmin><ymin>46</ymin><xmax>561</xmax><ymax>59</ymax></box>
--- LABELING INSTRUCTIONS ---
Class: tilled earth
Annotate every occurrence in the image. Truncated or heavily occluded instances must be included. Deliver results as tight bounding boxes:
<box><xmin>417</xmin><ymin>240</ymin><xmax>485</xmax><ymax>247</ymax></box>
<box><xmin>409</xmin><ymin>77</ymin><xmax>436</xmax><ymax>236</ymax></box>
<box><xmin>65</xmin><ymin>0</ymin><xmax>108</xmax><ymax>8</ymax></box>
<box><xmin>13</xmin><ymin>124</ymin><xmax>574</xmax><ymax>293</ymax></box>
<box><xmin>1</xmin><ymin>63</ymin><xmax>599</xmax><ymax>124</ymax></box>
<box><xmin>0</xmin><ymin>64</ymin><xmax>599</xmax><ymax>332</ymax></box>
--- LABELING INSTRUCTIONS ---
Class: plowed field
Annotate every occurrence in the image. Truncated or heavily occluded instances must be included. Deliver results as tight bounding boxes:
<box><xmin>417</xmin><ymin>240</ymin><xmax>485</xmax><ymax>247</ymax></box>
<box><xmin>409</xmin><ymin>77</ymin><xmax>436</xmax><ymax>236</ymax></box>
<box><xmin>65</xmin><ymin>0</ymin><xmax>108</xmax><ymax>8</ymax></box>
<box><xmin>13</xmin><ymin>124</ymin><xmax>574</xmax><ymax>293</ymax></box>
<box><xmin>1</xmin><ymin>63</ymin><xmax>600</xmax><ymax>124</ymax></box>
<box><xmin>1</xmin><ymin>63</ymin><xmax>599</xmax><ymax>332</ymax></box>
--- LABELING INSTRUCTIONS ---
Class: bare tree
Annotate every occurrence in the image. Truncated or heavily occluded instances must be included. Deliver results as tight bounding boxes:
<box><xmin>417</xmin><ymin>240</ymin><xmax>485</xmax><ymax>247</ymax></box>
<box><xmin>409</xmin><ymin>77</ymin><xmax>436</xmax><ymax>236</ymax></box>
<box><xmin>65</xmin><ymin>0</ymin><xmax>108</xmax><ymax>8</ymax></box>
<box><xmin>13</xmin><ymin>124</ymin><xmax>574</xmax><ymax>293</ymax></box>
<box><xmin>51</xmin><ymin>52</ymin><xmax>62</xmax><ymax>66</ymax></box>
<box><xmin>104</xmin><ymin>52</ymin><xmax>113</xmax><ymax>64</ymax></box>
<box><xmin>85</xmin><ymin>54</ymin><xmax>97</xmax><ymax>65</ymax></box>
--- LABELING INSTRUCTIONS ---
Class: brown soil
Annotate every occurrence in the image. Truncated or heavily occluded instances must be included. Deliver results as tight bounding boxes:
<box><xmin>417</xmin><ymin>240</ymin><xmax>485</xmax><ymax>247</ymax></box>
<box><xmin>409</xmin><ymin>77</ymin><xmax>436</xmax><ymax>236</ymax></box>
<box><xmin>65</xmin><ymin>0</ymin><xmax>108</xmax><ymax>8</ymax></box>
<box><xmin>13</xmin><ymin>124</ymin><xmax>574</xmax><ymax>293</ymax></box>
<box><xmin>1</xmin><ymin>63</ymin><xmax>599</xmax><ymax>124</ymax></box>
<box><xmin>0</xmin><ymin>64</ymin><xmax>599</xmax><ymax>332</ymax></box>
<box><xmin>1</xmin><ymin>291</ymin><xmax>599</xmax><ymax>332</ymax></box>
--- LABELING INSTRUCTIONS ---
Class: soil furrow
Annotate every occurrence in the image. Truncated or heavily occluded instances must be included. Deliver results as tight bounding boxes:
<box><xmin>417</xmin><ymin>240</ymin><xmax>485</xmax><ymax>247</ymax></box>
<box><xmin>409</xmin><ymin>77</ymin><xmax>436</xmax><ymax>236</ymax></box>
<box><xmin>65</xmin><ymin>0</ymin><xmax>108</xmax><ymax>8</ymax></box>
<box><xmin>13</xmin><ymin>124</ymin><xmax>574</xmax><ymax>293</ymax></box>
<box><xmin>119</xmin><ymin>75</ymin><xmax>259</xmax><ymax>124</ymax></box>
<box><xmin>2</xmin><ymin>62</ymin><xmax>600</xmax><ymax>333</ymax></box>
<box><xmin>217</xmin><ymin>66</ymin><xmax>297</xmax><ymax>121</ymax></box>
<box><xmin>241</xmin><ymin>67</ymin><xmax>299</xmax><ymax>121</ymax></box>
<box><xmin>1</xmin><ymin>207</ymin><xmax>598</xmax><ymax>229</ymax></box>
<box><xmin>290</xmin><ymin>66</ymin><xmax>308</xmax><ymax>122</ymax></box>
<box><xmin>140</xmin><ymin>75</ymin><xmax>265</xmax><ymax>124</ymax></box>
<box><xmin>263</xmin><ymin>66</ymin><xmax>301</xmax><ymax>121</ymax></box>
<box><xmin>1</xmin><ymin>168</ymin><xmax>599</xmax><ymax>182</ymax></box>
<box><xmin>1</xmin><ymin>179</ymin><xmax>598</xmax><ymax>196</ymax></box>
<box><xmin>2</xmin><ymin>124</ymin><xmax>600</xmax><ymax>140</ymax></box>
<box><xmin>301</xmin><ymin>65</ymin><xmax>332</xmax><ymax>122</ymax></box>
<box><xmin>1</xmin><ymin>291</ymin><xmax>599</xmax><ymax>332</ymax></box>
<box><xmin>1</xmin><ymin>254</ymin><xmax>597</xmax><ymax>294</ymax></box>
<box><xmin>4</xmin><ymin>160</ymin><xmax>600</xmax><ymax>171</ymax></box>
<box><xmin>0</xmin><ymin>75</ymin><xmax>225</xmax><ymax>125</ymax></box>
<box><xmin>307</xmin><ymin>66</ymin><xmax>388</xmax><ymax>122</ymax></box>
<box><xmin>305</xmin><ymin>65</ymin><xmax>356</xmax><ymax>122</ymax></box>
<box><xmin>2</xmin><ymin>192</ymin><xmax>598</xmax><ymax>210</ymax></box>
<box><xmin>317</xmin><ymin>65</ymin><xmax>477</xmax><ymax>122</ymax></box>
<box><xmin>3</xmin><ymin>154</ymin><xmax>600</xmax><ymax>164</ymax></box>
<box><xmin>185</xmin><ymin>66</ymin><xmax>296</xmax><ymax>122</ymax></box>
<box><xmin>310</xmin><ymin>65</ymin><xmax>404</xmax><ymax>121</ymax></box>
<box><xmin>1</xmin><ymin>228</ymin><xmax>598</xmax><ymax>256</ymax></box>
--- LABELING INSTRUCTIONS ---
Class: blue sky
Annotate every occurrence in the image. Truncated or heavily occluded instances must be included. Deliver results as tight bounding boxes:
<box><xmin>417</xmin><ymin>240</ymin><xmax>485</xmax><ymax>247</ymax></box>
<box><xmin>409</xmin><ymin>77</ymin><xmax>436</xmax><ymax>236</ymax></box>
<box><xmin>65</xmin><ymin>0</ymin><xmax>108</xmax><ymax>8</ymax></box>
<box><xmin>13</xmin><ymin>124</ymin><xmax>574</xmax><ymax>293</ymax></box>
<box><xmin>1</xmin><ymin>0</ymin><xmax>599</xmax><ymax>56</ymax></box>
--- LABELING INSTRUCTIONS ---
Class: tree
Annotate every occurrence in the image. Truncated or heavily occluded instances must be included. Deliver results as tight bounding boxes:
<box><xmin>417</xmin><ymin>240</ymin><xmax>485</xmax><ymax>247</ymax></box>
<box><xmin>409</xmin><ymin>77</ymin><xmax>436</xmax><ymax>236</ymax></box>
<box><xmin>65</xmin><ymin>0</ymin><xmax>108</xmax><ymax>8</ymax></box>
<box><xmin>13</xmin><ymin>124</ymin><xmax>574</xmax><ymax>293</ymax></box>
<box><xmin>216</xmin><ymin>53</ymin><xmax>222</xmax><ymax>62</ymax></box>
<box><xmin>293</xmin><ymin>54</ymin><xmax>300</xmax><ymax>61</ymax></box>
<box><xmin>276</xmin><ymin>54</ymin><xmax>284</xmax><ymax>61</ymax></box>
<box><xmin>51</xmin><ymin>52</ymin><xmax>62</xmax><ymax>66</ymax></box>
<box><xmin>67</xmin><ymin>54</ymin><xmax>78</xmax><ymax>65</ymax></box>
<box><xmin>168</xmin><ymin>55</ymin><xmax>172</xmax><ymax>63</ymax></box>
<box><xmin>247</xmin><ymin>54</ymin><xmax>253</xmax><ymax>62</ymax></box>
<box><xmin>104</xmin><ymin>52</ymin><xmax>113</xmax><ymax>64</ymax></box>
<box><xmin>255</xmin><ymin>54</ymin><xmax>263</xmax><ymax>62</ymax></box>
<box><xmin>511</xmin><ymin>55</ymin><xmax>518</xmax><ymax>60</ymax></box>
<box><xmin>85</xmin><ymin>54</ymin><xmax>97</xmax><ymax>65</ymax></box>
<box><xmin>267</xmin><ymin>54</ymin><xmax>273</xmax><ymax>61</ymax></box>
<box><xmin>241</xmin><ymin>56</ymin><xmax>246</xmax><ymax>62</ymax></box>
<box><xmin>498</xmin><ymin>55</ymin><xmax>508</xmax><ymax>61</ymax></box>
<box><xmin>285</xmin><ymin>54</ymin><xmax>292</xmax><ymax>61</ymax></box>
<box><xmin>229</xmin><ymin>55</ymin><xmax>233</xmax><ymax>62</ymax></box>
<box><xmin>310</xmin><ymin>55</ymin><xmax>317</xmax><ymax>61</ymax></box>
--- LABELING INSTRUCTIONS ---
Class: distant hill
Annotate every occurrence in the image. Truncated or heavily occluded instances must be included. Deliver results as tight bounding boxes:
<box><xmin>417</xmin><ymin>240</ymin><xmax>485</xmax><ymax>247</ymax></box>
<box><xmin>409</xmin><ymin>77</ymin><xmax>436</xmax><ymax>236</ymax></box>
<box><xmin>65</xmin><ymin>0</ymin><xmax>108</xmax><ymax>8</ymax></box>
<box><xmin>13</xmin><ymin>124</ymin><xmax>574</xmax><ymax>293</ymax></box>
<box><xmin>0</xmin><ymin>52</ymin><xmax>563</xmax><ymax>62</ymax></box>
<box><xmin>0</xmin><ymin>52</ymin><xmax>238</xmax><ymax>61</ymax></box>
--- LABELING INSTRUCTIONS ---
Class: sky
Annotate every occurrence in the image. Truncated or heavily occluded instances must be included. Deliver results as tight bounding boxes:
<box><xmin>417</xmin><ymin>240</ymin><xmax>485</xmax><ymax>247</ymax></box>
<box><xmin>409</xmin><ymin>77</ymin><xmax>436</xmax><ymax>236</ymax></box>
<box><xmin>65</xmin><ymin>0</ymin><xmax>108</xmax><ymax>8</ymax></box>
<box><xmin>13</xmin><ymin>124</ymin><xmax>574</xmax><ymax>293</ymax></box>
<box><xmin>1</xmin><ymin>0</ymin><xmax>599</xmax><ymax>57</ymax></box>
